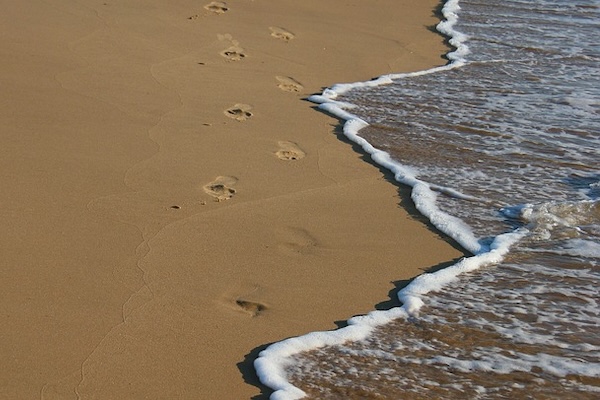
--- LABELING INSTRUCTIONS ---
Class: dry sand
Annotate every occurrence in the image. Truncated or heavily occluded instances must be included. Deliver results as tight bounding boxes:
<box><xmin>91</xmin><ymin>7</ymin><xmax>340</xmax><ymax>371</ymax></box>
<box><xmin>0</xmin><ymin>0</ymin><xmax>464</xmax><ymax>398</ymax></box>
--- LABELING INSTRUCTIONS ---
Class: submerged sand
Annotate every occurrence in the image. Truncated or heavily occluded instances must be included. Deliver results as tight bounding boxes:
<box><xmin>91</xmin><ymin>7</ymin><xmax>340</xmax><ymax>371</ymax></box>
<box><xmin>0</xmin><ymin>0</ymin><xmax>463</xmax><ymax>398</ymax></box>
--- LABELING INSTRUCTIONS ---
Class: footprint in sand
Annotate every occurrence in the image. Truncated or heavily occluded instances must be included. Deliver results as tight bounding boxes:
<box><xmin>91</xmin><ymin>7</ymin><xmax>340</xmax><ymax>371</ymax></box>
<box><xmin>218</xmin><ymin>34</ymin><xmax>247</xmax><ymax>61</ymax></box>
<box><xmin>222</xmin><ymin>284</ymin><xmax>268</xmax><ymax>317</ymax></box>
<box><xmin>204</xmin><ymin>1</ymin><xmax>229</xmax><ymax>14</ymax></box>
<box><xmin>203</xmin><ymin>176</ymin><xmax>237</xmax><ymax>201</ymax></box>
<box><xmin>224</xmin><ymin>103</ymin><xmax>253</xmax><ymax>121</ymax></box>
<box><xmin>269</xmin><ymin>26</ymin><xmax>295</xmax><ymax>42</ymax></box>
<box><xmin>276</xmin><ymin>141</ymin><xmax>305</xmax><ymax>161</ymax></box>
<box><xmin>277</xmin><ymin>226</ymin><xmax>319</xmax><ymax>256</ymax></box>
<box><xmin>220</xmin><ymin>46</ymin><xmax>246</xmax><ymax>61</ymax></box>
<box><xmin>235</xmin><ymin>299</ymin><xmax>267</xmax><ymax>317</ymax></box>
<box><xmin>276</xmin><ymin>76</ymin><xmax>304</xmax><ymax>93</ymax></box>
<box><xmin>189</xmin><ymin>2</ymin><xmax>227</xmax><ymax>20</ymax></box>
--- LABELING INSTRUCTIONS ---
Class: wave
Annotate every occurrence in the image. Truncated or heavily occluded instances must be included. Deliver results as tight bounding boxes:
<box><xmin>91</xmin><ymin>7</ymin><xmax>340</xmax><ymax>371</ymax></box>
<box><xmin>251</xmin><ymin>0</ymin><xmax>533</xmax><ymax>398</ymax></box>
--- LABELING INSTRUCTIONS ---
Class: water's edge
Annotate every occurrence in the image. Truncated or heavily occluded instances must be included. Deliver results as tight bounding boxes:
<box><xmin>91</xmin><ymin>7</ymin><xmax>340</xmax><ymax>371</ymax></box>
<box><xmin>252</xmin><ymin>1</ymin><xmax>525</xmax><ymax>398</ymax></box>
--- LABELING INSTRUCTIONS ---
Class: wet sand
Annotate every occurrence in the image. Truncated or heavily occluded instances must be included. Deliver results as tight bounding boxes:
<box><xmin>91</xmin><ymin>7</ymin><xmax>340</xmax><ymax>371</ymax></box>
<box><xmin>0</xmin><ymin>0</ymin><xmax>463</xmax><ymax>398</ymax></box>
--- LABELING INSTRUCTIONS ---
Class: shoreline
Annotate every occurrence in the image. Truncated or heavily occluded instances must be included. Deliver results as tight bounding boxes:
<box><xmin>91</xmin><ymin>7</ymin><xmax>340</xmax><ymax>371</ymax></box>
<box><xmin>0</xmin><ymin>1</ymin><xmax>464</xmax><ymax>398</ymax></box>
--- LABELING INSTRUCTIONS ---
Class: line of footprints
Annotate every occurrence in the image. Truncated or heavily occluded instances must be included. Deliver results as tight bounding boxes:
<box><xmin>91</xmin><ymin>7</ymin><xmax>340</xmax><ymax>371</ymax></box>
<box><xmin>194</xmin><ymin>2</ymin><xmax>306</xmax><ymax>207</ymax></box>
<box><xmin>192</xmin><ymin>2</ymin><xmax>309</xmax><ymax>316</ymax></box>
<box><xmin>192</xmin><ymin>3</ymin><xmax>309</xmax><ymax>317</ymax></box>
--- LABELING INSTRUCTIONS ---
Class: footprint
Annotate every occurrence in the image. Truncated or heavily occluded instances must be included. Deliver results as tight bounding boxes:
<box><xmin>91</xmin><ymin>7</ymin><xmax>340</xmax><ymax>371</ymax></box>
<box><xmin>235</xmin><ymin>299</ymin><xmax>267</xmax><ymax>317</ymax></box>
<box><xmin>277</xmin><ymin>226</ymin><xmax>319</xmax><ymax>256</ymax></box>
<box><xmin>203</xmin><ymin>176</ymin><xmax>237</xmax><ymax>201</ymax></box>
<box><xmin>275</xmin><ymin>141</ymin><xmax>305</xmax><ymax>161</ymax></box>
<box><xmin>190</xmin><ymin>3</ymin><xmax>227</xmax><ymax>19</ymax></box>
<box><xmin>269</xmin><ymin>27</ymin><xmax>295</xmax><ymax>42</ymax></box>
<box><xmin>220</xmin><ymin>46</ymin><xmax>246</xmax><ymax>61</ymax></box>
<box><xmin>224</xmin><ymin>104</ymin><xmax>253</xmax><ymax>121</ymax></box>
<box><xmin>221</xmin><ymin>284</ymin><xmax>268</xmax><ymax>317</ymax></box>
<box><xmin>218</xmin><ymin>33</ymin><xmax>235</xmax><ymax>42</ymax></box>
<box><xmin>276</xmin><ymin>76</ymin><xmax>304</xmax><ymax>93</ymax></box>
<box><xmin>204</xmin><ymin>1</ymin><xmax>228</xmax><ymax>14</ymax></box>
<box><xmin>218</xmin><ymin>34</ymin><xmax>247</xmax><ymax>61</ymax></box>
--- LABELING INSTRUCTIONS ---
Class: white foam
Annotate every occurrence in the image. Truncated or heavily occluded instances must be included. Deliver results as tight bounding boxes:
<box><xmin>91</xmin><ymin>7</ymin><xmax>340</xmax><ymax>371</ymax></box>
<box><xmin>254</xmin><ymin>216</ymin><xmax>527</xmax><ymax>398</ymax></box>
<box><xmin>429</xmin><ymin>352</ymin><xmax>600</xmax><ymax>377</ymax></box>
<box><xmin>254</xmin><ymin>308</ymin><xmax>408</xmax><ymax>400</ymax></box>
<box><xmin>512</xmin><ymin>200</ymin><xmax>600</xmax><ymax>242</ymax></box>
<box><xmin>308</xmin><ymin>98</ymin><xmax>483</xmax><ymax>255</ymax></box>
<box><xmin>560</xmin><ymin>238</ymin><xmax>600</xmax><ymax>258</ymax></box>
<box><xmin>306</xmin><ymin>0</ymin><xmax>470</xmax><ymax>102</ymax></box>
<box><xmin>253</xmin><ymin>1</ymin><xmax>528</xmax><ymax>398</ymax></box>
<box><xmin>398</xmin><ymin>229</ymin><xmax>527</xmax><ymax>316</ymax></box>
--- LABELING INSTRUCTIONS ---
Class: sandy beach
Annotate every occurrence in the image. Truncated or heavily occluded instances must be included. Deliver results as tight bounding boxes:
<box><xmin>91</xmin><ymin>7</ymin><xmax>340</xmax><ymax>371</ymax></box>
<box><xmin>0</xmin><ymin>0</ymin><xmax>463</xmax><ymax>398</ymax></box>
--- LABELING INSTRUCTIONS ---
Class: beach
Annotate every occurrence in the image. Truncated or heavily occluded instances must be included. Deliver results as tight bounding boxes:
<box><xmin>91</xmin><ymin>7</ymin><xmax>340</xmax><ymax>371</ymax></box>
<box><xmin>261</xmin><ymin>0</ymin><xmax>600</xmax><ymax>398</ymax></box>
<box><xmin>0</xmin><ymin>1</ymin><xmax>463</xmax><ymax>398</ymax></box>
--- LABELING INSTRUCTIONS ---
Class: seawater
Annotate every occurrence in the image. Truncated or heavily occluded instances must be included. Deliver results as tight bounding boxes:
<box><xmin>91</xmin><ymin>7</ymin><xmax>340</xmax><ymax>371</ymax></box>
<box><xmin>255</xmin><ymin>0</ymin><xmax>600</xmax><ymax>398</ymax></box>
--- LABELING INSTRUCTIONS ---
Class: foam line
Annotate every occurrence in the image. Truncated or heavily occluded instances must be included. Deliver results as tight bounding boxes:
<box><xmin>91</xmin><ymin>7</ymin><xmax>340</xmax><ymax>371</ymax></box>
<box><xmin>252</xmin><ymin>1</ymin><xmax>525</xmax><ymax>398</ymax></box>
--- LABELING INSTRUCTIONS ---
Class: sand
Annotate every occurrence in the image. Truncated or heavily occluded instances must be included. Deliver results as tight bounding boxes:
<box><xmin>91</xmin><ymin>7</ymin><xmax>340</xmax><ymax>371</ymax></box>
<box><xmin>0</xmin><ymin>0</ymin><xmax>463</xmax><ymax>398</ymax></box>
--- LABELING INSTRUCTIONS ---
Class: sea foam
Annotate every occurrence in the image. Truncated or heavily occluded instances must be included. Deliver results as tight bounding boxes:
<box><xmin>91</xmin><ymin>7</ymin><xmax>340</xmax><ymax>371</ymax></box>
<box><xmin>252</xmin><ymin>1</ymin><xmax>527</xmax><ymax>398</ymax></box>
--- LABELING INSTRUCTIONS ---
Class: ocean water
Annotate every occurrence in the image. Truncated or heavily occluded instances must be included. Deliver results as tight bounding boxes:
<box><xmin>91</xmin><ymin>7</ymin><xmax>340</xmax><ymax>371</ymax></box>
<box><xmin>255</xmin><ymin>0</ymin><xmax>600</xmax><ymax>398</ymax></box>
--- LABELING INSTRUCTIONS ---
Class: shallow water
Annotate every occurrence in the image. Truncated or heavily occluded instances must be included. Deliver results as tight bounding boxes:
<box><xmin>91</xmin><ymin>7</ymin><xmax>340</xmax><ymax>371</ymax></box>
<box><xmin>256</xmin><ymin>0</ymin><xmax>600</xmax><ymax>397</ymax></box>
